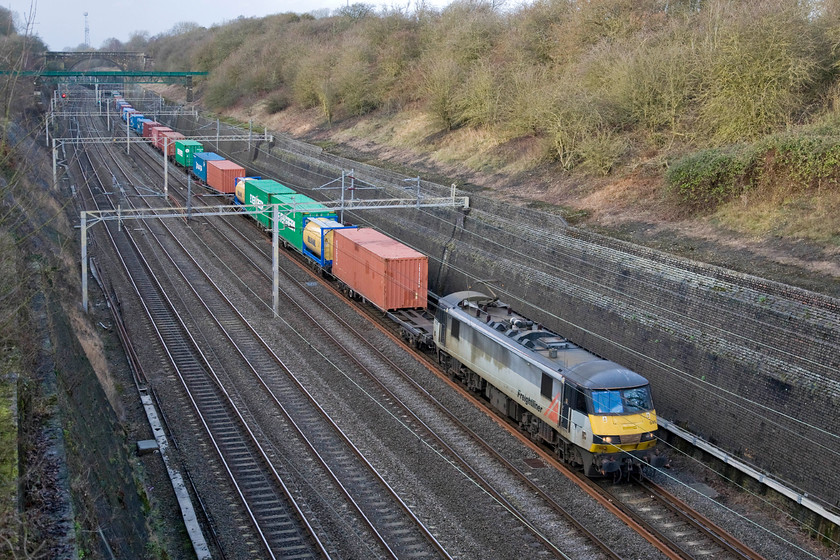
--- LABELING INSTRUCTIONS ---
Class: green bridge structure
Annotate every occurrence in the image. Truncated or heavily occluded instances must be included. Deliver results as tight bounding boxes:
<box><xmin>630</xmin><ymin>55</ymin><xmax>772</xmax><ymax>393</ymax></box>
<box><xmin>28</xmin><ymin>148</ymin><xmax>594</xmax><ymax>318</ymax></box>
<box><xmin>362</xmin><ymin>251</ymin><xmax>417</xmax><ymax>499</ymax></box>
<box><xmin>0</xmin><ymin>52</ymin><xmax>207</xmax><ymax>101</ymax></box>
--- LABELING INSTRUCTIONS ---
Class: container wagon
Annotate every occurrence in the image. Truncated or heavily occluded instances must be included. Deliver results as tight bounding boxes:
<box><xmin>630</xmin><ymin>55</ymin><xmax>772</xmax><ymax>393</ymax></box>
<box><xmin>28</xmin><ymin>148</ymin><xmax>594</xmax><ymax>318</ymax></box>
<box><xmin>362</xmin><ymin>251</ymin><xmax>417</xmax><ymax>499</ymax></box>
<box><xmin>192</xmin><ymin>152</ymin><xmax>225</xmax><ymax>182</ymax></box>
<box><xmin>302</xmin><ymin>217</ymin><xmax>357</xmax><ymax>268</ymax></box>
<box><xmin>159</xmin><ymin>130</ymin><xmax>186</xmax><ymax>156</ymax></box>
<box><xmin>129</xmin><ymin>114</ymin><xmax>145</xmax><ymax>133</ymax></box>
<box><xmin>174</xmin><ymin>140</ymin><xmax>204</xmax><ymax>168</ymax></box>
<box><xmin>266</xmin><ymin>193</ymin><xmax>336</xmax><ymax>247</ymax></box>
<box><xmin>234</xmin><ymin>178</ymin><xmax>293</xmax><ymax>207</ymax></box>
<box><xmin>332</xmin><ymin>227</ymin><xmax>428</xmax><ymax>311</ymax></box>
<box><xmin>206</xmin><ymin>159</ymin><xmax>246</xmax><ymax>194</ymax></box>
<box><xmin>150</xmin><ymin>127</ymin><xmax>173</xmax><ymax>150</ymax></box>
<box><xmin>141</xmin><ymin>121</ymin><xmax>161</xmax><ymax>138</ymax></box>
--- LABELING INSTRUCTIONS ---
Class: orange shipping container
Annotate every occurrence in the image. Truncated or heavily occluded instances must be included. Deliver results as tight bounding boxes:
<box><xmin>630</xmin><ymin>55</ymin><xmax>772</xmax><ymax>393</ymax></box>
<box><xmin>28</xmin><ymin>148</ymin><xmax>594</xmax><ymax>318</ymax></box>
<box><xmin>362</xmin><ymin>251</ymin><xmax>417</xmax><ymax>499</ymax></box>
<box><xmin>159</xmin><ymin>130</ymin><xmax>185</xmax><ymax>155</ymax></box>
<box><xmin>142</xmin><ymin>121</ymin><xmax>162</xmax><ymax>138</ymax></box>
<box><xmin>150</xmin><ymin>126</ymin><xmax>172</xmax><ymax>148</ymax></box>
<box><xmin>332</xmin><ymin>228</ymin><xmax>428</xmax><ymax>311</ymax></box>
<box><xmin>206</xmin><ymin>160</ymin><xmax>246</xmax><ymax>194</ymax></box>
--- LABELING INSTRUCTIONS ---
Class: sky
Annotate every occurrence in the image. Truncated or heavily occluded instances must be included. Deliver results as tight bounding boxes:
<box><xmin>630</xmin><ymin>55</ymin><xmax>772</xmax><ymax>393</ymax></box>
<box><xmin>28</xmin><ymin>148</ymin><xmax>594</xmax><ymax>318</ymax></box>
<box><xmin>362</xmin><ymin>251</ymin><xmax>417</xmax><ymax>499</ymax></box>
<box><xmin>9</xmin><ymin>0</ymin><xmax>457</xmax><ymax>51</ymax></box>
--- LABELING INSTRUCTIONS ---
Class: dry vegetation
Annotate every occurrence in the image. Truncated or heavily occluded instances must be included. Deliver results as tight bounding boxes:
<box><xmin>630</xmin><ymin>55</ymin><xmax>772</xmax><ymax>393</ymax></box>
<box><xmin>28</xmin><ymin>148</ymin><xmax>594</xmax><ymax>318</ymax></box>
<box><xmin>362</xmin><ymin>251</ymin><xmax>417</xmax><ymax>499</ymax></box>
<box><xmin>117</xmin><ymin>0</ymin><xmax>840</xmax><ymax>253</ymax></box>
<box><xmin>0</xmin><ymin>6</ymin><xmax>71</xmax><ymax>557</ymax></box>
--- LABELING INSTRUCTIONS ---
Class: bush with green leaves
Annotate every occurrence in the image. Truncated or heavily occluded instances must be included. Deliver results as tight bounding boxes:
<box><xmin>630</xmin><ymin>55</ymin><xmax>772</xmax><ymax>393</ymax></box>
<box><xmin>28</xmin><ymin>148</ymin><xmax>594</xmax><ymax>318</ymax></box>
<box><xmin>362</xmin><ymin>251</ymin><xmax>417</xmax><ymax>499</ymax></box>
<box><xmin>666</xmin><ymin>146</ymin><xmax>756</xmax><ymax>211</ymax></box>
<box><xmin>764</xmin><ymin>134</ymin><xmax>840</xmax><ymax>186</ymax></box>
<box><xmin>668</xmin><ymin>132</ymin><xmax>840</xmax><ymax>212</ymax></box>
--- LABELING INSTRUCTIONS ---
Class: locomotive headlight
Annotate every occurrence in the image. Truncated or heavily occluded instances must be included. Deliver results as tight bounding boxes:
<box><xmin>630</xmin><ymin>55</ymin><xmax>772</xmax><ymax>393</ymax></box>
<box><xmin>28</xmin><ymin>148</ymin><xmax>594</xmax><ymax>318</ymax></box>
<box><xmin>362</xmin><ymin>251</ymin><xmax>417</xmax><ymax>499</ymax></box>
<box><xmin>593</xmin><ymin>435</ymin><xmax>617</xmax><ymax>445</ymax></box>
<box><xmin>640</xmin><ymin>431</ymin><xmax>655</xmax><ymax>442</ymax></box>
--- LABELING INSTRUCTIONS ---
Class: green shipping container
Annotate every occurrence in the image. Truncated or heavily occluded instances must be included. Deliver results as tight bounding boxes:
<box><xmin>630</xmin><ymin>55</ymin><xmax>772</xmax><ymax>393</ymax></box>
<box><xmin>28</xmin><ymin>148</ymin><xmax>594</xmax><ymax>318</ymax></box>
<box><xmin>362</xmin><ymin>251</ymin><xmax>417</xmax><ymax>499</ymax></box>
<box><xmin>174</xmin><ymin>140</ymin><xmax>204</xmax><ymax>168</ymax></box>
<box><xmin>272</xmin><ymin>193</ymin><xmax>336</xmax><ymax>251</ymax></box>
<box><xmin>239</xmin><ymin>179</ymin><xmax>297</xmax><ymax>228</ymax></box>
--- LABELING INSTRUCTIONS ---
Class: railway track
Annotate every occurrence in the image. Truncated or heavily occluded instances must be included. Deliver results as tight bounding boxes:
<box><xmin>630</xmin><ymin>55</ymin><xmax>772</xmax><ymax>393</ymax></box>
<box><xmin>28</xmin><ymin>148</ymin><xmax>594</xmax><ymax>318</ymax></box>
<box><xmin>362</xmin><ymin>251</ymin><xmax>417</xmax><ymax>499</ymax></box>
<box><xmin>147</xmin><ymin>144</ymin><xmax>772</xmax><ymax>560</ymax></box>
<box><xmin>71</xmin><ymin>111</ymin><xmax>331</xmax><ymax>559</ymax></box>
<box><xmin>98</xmin><ymin>110</ymin><xmax>644</xmax><ymax>558</ymax></box>
<box><xmin>598</xmin><ymin>479</ymin><xmax>765</xmax><ymax>560</ymax></box>
<box><xmin>132</xmin><ymin>129</ymin><xmax>617</xmax><ymax>559</ymax></box>
<box><xmin>56</xmin><ymin>89</ymin><xmax>815</xmax><ymax>559</ymax></box>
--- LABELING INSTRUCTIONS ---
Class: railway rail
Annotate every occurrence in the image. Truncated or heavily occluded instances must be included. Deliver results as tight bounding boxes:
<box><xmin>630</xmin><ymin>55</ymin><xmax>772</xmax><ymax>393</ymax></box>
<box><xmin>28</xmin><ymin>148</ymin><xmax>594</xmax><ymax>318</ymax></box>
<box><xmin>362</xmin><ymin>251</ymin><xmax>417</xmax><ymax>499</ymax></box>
<box><xmin>146</xmin><ymin>138</ymin><xmax>771</xmax><ymax>560</ymax></box>
<box><xmin>71</xmin><ymin>110</ymin><xmax>331</xmax><ymax>559</ymax></box>
<box><xmin>601</xmin><ymin>479</ymin><xmax>765</xmax><ymax>560</ymax></box>
<box><xmin>54</xmin><ymin>87</ymin><xmax>820</xmax><ymax>559</ymax></box>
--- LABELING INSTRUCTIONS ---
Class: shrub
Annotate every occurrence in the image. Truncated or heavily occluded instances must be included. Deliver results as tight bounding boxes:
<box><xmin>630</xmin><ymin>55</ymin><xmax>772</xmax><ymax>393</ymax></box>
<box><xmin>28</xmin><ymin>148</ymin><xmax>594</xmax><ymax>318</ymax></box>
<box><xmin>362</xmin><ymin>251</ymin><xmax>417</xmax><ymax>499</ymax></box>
<box><xmin>766</xmin><ymin>134</ymin><xmax>840</xmax><ymax>184</ymax></box>
<box><xmin>601</xmin><ymin>39</ymin><xmax>698</xmax><ymax>135</ymax></box>
<box><xmin>544</xmin><ymin>88</ymin><xmax>612</xmax><ymax>169</ymax></box>
<box><xmin>578</xmin><ymin>130</ymin><xmax>628</xmax><ymax>176</ymax></box>
<box><xmin>669</xmin><ymin>133</ymin><xmax>840</xmax><ymax>212</ymax></box>
<box><xmin>335</xmin><ymin>59</ymin><xmax>378</xmax><ymax>117</ymax></box>
<box><xmin>697</xmin><ymin>1</ymin><xmax>829</xmax><ymax>143</ymax></box>
<box><xmin>498</xmin><ymin>65</ymin><xmax>555</xmax><ymax>137</ymax></box>
<box><xmin>265</xmin><ymin>92</ymin><xmax>290</xmax><ymax>114</ymax></box>
<box><xmin>457</xmin><ymin>62</ymin><xmax>501</xmax><ymax>127</ymax></box>
<box><xmin>422</xmin><ymin>56</ymin><xmax>464</xmax><ymax>130</ymax></box>
<box><xmin>666</xmin><ymin>146</ymin><xmax>756</xmax><ymax>211</ymax></box>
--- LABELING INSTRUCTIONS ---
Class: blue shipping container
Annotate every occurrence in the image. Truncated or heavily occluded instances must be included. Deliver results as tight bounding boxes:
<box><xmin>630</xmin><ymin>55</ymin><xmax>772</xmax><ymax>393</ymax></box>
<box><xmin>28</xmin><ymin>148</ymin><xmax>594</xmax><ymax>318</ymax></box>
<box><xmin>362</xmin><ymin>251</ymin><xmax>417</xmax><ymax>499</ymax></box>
<box><xmin>129</xmin><ymin>114</ymin><xmax>145</xmax><ymax>133</ymax></box>
<box><xmin>192</xmin><ymin>152</ymin><xmax>225</xmax><ymax>182</ymax></box>
<box><xmin>136</xmin><ymin>118</ymin><xmax>153</xmax><ymax>134</ymax></box>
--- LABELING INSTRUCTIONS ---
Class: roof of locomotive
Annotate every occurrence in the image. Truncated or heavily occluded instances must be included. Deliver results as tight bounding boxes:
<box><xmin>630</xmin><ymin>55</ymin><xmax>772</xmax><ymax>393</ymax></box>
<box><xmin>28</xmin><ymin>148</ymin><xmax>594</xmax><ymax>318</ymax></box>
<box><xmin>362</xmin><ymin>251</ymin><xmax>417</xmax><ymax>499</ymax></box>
<box><xmin>439</xmin><ymin>291</ymin><xmax>649</xmax><ymax>390</ymax></box>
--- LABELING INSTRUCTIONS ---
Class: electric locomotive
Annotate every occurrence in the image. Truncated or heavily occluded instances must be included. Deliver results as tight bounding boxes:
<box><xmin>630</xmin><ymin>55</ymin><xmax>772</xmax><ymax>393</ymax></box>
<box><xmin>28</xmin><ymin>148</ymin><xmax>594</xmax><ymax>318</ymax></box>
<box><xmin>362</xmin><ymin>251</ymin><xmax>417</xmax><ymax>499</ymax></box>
<box><xmin>434</xmin><ymin>291</ymin><xmax>665</xmax><ymax>478</ymax></box>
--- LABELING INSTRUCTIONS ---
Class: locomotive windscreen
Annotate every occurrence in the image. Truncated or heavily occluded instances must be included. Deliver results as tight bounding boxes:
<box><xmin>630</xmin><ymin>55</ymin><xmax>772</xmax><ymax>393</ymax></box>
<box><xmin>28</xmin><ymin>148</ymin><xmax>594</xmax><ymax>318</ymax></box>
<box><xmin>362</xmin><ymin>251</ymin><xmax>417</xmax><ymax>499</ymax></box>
<box><xmin>590</xmin><ymin>386</ymin><xmax>652</xmax><ymax>414</ymax></box>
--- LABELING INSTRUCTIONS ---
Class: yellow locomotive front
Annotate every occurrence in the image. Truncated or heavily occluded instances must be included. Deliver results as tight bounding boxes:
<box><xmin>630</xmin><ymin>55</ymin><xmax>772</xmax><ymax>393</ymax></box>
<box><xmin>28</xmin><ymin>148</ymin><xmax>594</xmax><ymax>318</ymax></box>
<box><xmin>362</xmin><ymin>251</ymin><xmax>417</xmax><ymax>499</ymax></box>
<box><xmin>576</xmin><ymin>382</ymin><xmax>662</xmax><ymax>477</ymax></box>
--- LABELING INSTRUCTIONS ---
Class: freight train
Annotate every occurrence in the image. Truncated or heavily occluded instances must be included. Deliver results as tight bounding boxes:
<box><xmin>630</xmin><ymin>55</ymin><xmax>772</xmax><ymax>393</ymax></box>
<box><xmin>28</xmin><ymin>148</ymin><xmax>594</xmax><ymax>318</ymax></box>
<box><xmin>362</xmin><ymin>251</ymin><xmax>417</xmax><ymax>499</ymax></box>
<box><xmin>114</xmin><ymin>97</ymin><xmax>664</xmax><ymax>478</ymax></box>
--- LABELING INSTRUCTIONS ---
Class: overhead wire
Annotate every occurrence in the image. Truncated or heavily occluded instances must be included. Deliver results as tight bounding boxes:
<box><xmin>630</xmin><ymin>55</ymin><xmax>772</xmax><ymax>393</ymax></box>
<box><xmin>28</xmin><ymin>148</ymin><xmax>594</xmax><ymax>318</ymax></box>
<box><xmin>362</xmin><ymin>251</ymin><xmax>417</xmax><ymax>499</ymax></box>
<box><xmin>107</xmin><ymin>93</ymin><xmax>840</xmax><ymax>548</ymax></box>
<box><xmin>345</xmin><ymin>206</ymin><xmax>840</xmax><ymax>447</ymax></box>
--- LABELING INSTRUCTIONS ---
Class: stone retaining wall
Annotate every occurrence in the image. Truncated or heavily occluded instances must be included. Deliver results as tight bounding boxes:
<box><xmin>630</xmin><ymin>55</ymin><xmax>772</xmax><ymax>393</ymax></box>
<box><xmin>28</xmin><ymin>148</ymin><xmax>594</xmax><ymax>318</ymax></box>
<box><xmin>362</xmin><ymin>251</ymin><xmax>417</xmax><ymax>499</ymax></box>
<box><xmin>164</xmin><ymin>110</ymin><xmax>840</xmax><ymax>514</ymax></box>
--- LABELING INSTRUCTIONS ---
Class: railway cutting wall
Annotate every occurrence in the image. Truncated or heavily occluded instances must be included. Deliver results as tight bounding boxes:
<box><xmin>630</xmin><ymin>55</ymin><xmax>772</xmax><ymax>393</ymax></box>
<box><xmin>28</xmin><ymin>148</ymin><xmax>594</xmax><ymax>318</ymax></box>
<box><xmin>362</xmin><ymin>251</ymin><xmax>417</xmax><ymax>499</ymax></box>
<box><xmin>165</xmin><ymin>111</ymin><xmax>840</xmax><ymax>519</ymax></box>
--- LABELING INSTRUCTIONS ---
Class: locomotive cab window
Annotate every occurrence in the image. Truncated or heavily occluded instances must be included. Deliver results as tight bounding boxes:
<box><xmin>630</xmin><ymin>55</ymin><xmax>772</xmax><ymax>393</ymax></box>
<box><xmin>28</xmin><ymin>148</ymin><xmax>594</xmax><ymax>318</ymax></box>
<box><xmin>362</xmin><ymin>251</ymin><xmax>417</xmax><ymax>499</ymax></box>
<box><xmin>571</xmin><ymin>384</ymin><xmax>587</xmax><ymax>412</ymax></box>
<box><xmin>590</xmin><ymin>385</ymin><xmax>652</xmax><ymax>414</ymax></box>
<box><xmin>450</xmin><ymin>317</ymin><xmax>461</xmax><ymax>340</ymax></box>
<box><xmin>540</xmin><ymin>373</ymin><xmax>553</xmax><ymax>399</ymax></box>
